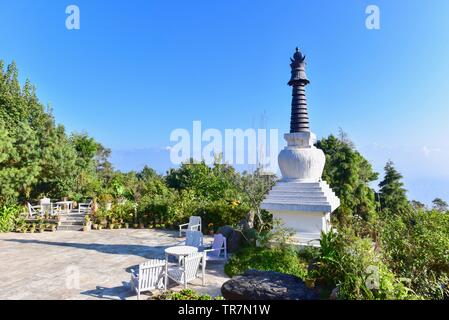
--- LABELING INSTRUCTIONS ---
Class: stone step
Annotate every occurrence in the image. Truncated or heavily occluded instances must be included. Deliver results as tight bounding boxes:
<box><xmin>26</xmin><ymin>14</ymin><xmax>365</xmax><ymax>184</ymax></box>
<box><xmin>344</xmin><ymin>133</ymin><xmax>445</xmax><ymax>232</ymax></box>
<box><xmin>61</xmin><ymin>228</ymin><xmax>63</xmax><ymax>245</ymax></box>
<box><xmin>62</xmin><ymin>214</ymin><xmax>86</xmax><ymax>218</ymax></box>
<box><xmin>59</xmin><ymin>221</ymin><xmax>84</xmax><ymax>226</ymax></box>
<box><xmin>60</xmin><ymin>217</ymin><xmax>85</xmax><ymax>222</ymax></box>
<box><xmin>57</xmin><ymin>225</ymin><xmax>83</xmax><ymax>231</ymax></box>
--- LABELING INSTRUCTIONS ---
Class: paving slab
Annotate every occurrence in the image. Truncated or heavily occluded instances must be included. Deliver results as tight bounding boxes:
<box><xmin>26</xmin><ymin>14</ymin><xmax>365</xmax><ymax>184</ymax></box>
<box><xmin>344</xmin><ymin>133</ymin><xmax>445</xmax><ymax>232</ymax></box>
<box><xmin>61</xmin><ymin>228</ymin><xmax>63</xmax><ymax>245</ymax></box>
<box><xmin>0</xmin><ymin>229</ymin><xmax>229</xmax><ymax>300</ymax></box>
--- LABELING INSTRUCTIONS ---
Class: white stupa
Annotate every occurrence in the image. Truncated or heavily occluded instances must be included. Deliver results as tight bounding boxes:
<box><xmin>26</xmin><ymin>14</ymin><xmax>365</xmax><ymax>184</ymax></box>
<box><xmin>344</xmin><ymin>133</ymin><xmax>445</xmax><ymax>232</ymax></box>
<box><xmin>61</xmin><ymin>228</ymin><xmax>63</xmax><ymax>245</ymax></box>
<box><xmin>261</xmin><ymin>48</ymin><xmax>340</xmax><ymax>246</ymax></box>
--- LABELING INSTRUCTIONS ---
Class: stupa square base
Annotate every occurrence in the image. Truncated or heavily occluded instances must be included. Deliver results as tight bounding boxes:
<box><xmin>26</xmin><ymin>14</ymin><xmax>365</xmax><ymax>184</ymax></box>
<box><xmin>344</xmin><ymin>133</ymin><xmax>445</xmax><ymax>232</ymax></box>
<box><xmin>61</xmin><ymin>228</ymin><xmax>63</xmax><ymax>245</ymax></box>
<box><xmin>261</xmin><ymin>181</ymin><xmax>340</xmax><ymax>247</ymax></box>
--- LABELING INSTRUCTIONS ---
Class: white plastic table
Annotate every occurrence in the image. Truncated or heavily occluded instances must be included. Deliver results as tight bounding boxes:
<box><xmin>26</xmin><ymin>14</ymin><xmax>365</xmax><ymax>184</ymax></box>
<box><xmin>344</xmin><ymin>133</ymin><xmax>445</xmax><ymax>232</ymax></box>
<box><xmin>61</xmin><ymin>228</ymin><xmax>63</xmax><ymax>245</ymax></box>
<box><xmin>164</xmin><ymin>246</ymin><xmax>204</xmax><ymax>285</ymax></box>
<box><xmin>55</xmin><ymin>201</ymin><xmax>73</xmax><ymax>213</ymax></box>
<box><xmin>165</xmin><ymin>245</ymin><xmax>199</xmax><ymax>267</ymax></box>
<box><xmin>165</xmin><ymin>245</ymin><xmax>198</xmax><ymax>258</ymax></box>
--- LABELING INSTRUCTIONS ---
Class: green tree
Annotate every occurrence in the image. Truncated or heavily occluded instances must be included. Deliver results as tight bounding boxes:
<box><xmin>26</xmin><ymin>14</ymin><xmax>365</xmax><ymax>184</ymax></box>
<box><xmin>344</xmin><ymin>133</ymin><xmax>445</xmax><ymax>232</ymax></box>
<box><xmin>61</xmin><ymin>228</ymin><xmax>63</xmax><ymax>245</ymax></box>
<box><xmin>432</xmin><ymin>198</ymin><xmax>448</xmax><ymax>212</ymax></box>
<box><xmin>411</xmin><ymin>200</ymin><xmax>427</xmax><ymax>211</ymax></box>
<box><xmin>32</xmin><ymin>125</ymin><xmax>79</xmax><ymax>199</ymax></box>
<box><xmin>96</xmin><ymin>144</ymin><xmax>114</xmax><ymax>182</ymax></box>
<box><xmin>236</xmin><ymin>167</ymin><xmax>277</xmax><ymax>229</ymax></box>
<box><xmin>166</xmin><ymin>159</ymin><xmax>243</xmax><ymax>202</ymax></box>
<box><xmin>0</xmin><ymin>60</ymin><xmax>107</xmax><ymax>203</ymax></box>
<box><xmin>0</xmin><ymin>121</ymin><xmax>40</xmax><ymax>204</ymax></box>
<box><xmin>316</xmin><ymin>134</ymin><xmax>379</xmax><ymax>227</ymax></box>
<box><xmin>378</xmin><ymin>161</ymin><xmax>409</xmax><ymax>214</ymax></box>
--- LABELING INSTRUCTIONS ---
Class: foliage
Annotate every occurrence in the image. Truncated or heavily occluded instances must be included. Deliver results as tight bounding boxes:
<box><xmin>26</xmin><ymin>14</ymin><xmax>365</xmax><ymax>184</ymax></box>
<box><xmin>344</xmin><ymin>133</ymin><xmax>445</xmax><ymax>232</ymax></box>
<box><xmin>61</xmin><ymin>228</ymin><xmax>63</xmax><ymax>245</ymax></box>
<box><xmin>0</xmin><ymin>205</ymin><xmax>22</xmax><ymax>232</ymax></box>
<box><xmin>201</xmin><ymin>199</ymin><xmax>250</xmax><ymax>232</ymax></box>
<box><xmin>235</xmin><ymin>168</ymin><xmax>277</xmax><ymax>230</ymax></box>
<box><xmin>316</xmin><ymin>134</ymin><xmax>379</xmax><ymax>227</ymax></box>
<box><xmin>0</xmin><ymin>61</ymin><xmax>109</xmax><ymax>205</ymax></box>
<box><xmin>379</xmin><ymin>208</ymin><xmax>449</xmax><ymax>299</ymax></box>
<box><xmin>378</xmin><ymin>161</ymin><xmax>410</xmax><ymax>214</ymax></box>
<box><xmin>309</xmin><ymin>230</ymin><xmax>414</xmax><ymax>300</ymax></box>
<box><xmin>432</xmin><ymin>198</ymin><xmax>448</xmax><ymax>212</ymax></box>
<box><xmin>252</xmin><ymin>219</ymin><xmax>295</xmax><ymax>248</ymax></box>
<box><xmin>166</xmin><ymin>160</ymin><xmax>242</xmax><ymax>202</ymax></box>
<box><xmin>224</xmin><ymin>246</ymin><xmax>308</xmax><ymax>279</ymax></box>
<box><xmin>154</xmin><ymin>289</ymin><xmax>223</xmax><ymax>300</ymax></box>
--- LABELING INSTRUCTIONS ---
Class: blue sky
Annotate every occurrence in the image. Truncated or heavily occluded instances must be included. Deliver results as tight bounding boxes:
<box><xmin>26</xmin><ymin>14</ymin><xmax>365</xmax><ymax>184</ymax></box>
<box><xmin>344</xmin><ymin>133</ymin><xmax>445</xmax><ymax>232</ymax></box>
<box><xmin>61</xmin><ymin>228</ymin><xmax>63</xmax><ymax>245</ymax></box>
<box><xmin>1</xmin><ymin>0</ymin><xmax>449</xmax><ymax>205</ymax></box>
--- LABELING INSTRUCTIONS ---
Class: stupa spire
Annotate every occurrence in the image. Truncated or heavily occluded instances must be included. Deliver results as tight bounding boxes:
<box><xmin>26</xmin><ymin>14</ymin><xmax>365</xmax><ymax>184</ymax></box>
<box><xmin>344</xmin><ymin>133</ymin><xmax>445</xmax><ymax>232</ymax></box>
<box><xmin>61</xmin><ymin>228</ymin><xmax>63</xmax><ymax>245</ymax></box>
<box><xmin>289</xmin><ymin>47</ymin><xmax>310</xmax><ymax>133</ymax></box>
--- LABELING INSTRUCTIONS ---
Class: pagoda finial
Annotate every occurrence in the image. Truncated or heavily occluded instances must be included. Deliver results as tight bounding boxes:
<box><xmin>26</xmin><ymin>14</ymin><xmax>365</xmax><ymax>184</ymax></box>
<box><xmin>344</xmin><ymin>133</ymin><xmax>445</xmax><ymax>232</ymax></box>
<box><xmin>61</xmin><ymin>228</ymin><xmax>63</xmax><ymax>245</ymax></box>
<box><xmin>292</xmin><ymin>47</ymin><xmax>306</xmax><ymax>63</ymax></box>
<box><xmin>289</xmin><ymin>47</ymin><xmax>310</xmax><ymax>133</ymax></box>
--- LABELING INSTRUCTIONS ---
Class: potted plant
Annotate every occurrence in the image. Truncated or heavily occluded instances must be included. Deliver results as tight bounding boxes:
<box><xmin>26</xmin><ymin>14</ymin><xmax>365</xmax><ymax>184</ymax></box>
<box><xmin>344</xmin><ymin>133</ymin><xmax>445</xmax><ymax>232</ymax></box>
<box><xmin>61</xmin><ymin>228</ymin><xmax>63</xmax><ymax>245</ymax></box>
<box><xmin>108</xmin><ymin>223</ymin><xmax>115</xmax><ymax>230</ymax></box>
<box><xmin>99</xmin><ymin>193</ymin><xmax>114</xmax><ymax>211</ymax></box>
<box><xmin>29</xmin><ymin>224</ymin><xmax>36</xmax><ymax>233</ymax></box>
<box><xmin>98</xmin><ymin>224</ymin><xmax>103</xmax><ymax>230</ymax></box>
<box><xmin>50</xmin><ymin>224</ymin><xmax>57</xmax><ymax>232</ymax></box>
<box><xmin>54</xmin><ymin>214</ymin><xmax>61</xmax><ymax>226</ymax></box>
<box><xmin>38</xmin><ymin>223</ymin><xmax>45</xmax><ymax>233</ymax></box>
<box><xmin>92</xmin><ymin>223</ymin><xmax>99</xmax><ymax>230</ymax></box>
<box><xmin>83</xmin><ymin>215</ymin><xmax>92</xmax><ymax>232</ymax></box>
<box><xmin>124</xmin><ymin>222</ymin><xmax>129</xmax><ymax>229</ymax></box>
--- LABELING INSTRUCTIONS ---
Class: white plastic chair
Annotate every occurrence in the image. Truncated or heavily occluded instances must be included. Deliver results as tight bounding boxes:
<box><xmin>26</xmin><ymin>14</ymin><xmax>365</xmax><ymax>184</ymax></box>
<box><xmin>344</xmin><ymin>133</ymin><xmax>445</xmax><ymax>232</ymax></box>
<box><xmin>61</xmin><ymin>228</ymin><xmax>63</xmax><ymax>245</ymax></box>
<box><xmin>78</xmin><ymin>200</ymin><xmax>93</xmax><ymax>214</ymax></box>
<box><xmin>130</xmin><ymin>259</ymin><xmax>166</xmax><ymax>300</ymax></box>
<box><xmin>27</xmin><ymin>203</ymin><xmax>42</xmax><ymax>217</ymax></box>
<box><xmin>165</xmin><ymin>252</ymin><xmax>205</xmax><ymax>289</ymax></box>
<box><xmin>179</xmin><ymin>216</ymin><xmax>202</xmax><ymax>237</ymax></box>
<box><xmin>40</xmin><ymin>198</ymin><xmax>54</xmax><ymax>215</ymax></box>
<box><xmin>202</xmin><ymin>234</ymin><xmax>227</xmax><ymax>262</ymax></box>
<box><xmin>184</xmin><ymin>230</ymin><xmax>203</xmax><ymax>248</ymax></box>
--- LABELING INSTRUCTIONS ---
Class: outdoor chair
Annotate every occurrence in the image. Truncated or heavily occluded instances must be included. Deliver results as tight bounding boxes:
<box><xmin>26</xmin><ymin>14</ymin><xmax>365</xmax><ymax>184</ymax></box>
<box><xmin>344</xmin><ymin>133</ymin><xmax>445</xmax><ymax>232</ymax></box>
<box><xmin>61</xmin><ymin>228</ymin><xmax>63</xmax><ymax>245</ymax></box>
<box><xmin>179</xmin><ymin>216</ymin><xmax>202</xmax><ymax>237</ymax></box>
<box><xmin>130</xmin><ymin>259</ymin><xmax>166</xmax><ymax>300</ymax></box>
<box><xmin>40</xmin><ymin>197</ymin><xmax>54</xmax><ymax>215</ymax></box>
<box><xmin>27</xmin><ymin>203</ymin><xmax>42</xmax><ymax>217</ymax></box>
<box><xmin>184</xmin><ymin>230</ymin><xmax>204</xmax><ymax>248</ymax></box>
<box><xmin>78</xmin><ymin>200</ymin><xmax>93</xmax><ymax>214</ymax></box>
<box><xmin>165</xmin><ymin>252</ymin><xmax>205</xmax><ymax>289</ymax></box>
<box><xmin>201</xmin><ymin>233</ymin><xmax>227</xmax><ymax>263</ymax></box>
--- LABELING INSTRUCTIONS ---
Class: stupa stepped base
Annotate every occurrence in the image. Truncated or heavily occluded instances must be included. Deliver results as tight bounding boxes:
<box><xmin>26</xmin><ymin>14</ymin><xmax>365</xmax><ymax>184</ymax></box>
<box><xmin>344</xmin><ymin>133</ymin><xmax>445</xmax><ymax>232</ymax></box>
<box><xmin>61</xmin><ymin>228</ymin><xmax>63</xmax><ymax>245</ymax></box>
<box><xmin>261</xmin><ymin>180</ymin><xmax>340</xmax><ymax>247</ymax></box>
<box><xmin>262</xmin><ymin>181</ymin><xmax>340</xmax><ymax>213</ymax></box>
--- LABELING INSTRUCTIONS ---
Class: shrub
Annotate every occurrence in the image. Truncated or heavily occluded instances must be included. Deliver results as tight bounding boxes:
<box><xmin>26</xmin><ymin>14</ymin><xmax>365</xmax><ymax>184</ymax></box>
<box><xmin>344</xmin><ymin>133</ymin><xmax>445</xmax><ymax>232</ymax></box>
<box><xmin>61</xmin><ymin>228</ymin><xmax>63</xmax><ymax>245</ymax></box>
<box><xmin>109</xmin><ymin>201</ymin><xmax>137</xmax><ymax>224</ymax></box>
<box><xmin>224</xmin><ymin>246</ymin><xmax>308</xmax><ymax>279</ymax></box>
<box><xmin>201</xmin><ymin>200</ymin><xmax>249</xmax><ymax>231</ymax></box>
<box><xmin>0</xmin><ymin>205</ymin><xmax>22</xmax><ymax>232</ymax></box>
<box><xmin>311</xmin><ymin>230</ymin><xmax>414</xmax><ymax>300</ymax></box>
<box><xmin>379</xmin><ymin>209</ymin><xmax>449</xmax><ymax>299</ymax></box>
<box><xmin>154</xmin><ymin>289</ymin><xmax>223</xmax><ymax>300</ymax></box>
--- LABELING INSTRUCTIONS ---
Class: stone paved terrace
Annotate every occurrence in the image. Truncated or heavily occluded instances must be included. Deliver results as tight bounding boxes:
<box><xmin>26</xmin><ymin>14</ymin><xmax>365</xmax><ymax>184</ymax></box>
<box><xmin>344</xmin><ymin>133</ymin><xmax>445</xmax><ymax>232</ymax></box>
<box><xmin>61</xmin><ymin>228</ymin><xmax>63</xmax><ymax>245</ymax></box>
<box><xmin>0</xmin><ymin>229</ymin><xmax>229</xmax><ymax>300</ymax></box>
